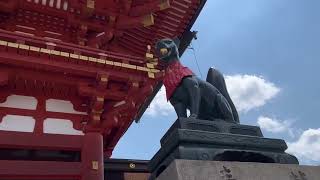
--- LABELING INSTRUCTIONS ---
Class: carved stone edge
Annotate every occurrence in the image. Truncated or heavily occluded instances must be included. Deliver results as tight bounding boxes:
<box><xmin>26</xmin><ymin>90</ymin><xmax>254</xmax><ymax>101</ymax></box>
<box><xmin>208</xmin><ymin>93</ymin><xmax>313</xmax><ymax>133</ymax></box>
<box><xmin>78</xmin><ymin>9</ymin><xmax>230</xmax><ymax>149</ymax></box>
<box><xmin>160</xmin><ymin>118</ymin><xmax>264</xmax><ymax>145</ymax></box>
<box><xmin>164</xmin><ymin>129</ymin><xmax>287</xmax><ymax>152</ymax></box>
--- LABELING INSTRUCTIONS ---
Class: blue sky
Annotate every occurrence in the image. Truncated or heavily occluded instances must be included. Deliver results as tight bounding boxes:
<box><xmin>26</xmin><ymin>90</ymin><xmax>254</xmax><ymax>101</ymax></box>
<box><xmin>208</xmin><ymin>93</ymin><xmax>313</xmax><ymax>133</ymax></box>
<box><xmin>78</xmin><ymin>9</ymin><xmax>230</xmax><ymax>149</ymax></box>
<box><xmin>112</xmin><ymin>0</ymin><xmax>320</xmax><ymax>165</ymax></box>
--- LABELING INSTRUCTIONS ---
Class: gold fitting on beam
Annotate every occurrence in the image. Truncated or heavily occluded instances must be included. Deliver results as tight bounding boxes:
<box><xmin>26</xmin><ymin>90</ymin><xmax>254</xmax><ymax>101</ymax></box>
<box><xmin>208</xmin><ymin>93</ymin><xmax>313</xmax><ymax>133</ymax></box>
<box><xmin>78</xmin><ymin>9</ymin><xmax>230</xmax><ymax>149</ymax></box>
<box><xmin>132</xmin><ymin>82</ymin><xmax>139</xmax><ymax>88</ymax></box>
<box><xmin>80</xmin><ymin>55</ymin><xmax>89</xmax><ymax>61</ymax></box>
<box><xmin>122</xmin><ymin>63</ymin><xmax>137</xmax><ymax>70</ymax></box>
<box><xmin>93</xmin><ymin>115</ymin><xmax>101</xmax><ymax>121</ymax></box>
<box><xmin>97</xmin><ymin>58</ymin><xmax>106</xmax><ymax>64</ymax></box>
<box><xmin>150</xmin><ymin>69</ymin><xmax>160</xmax><ymax>73</ymax></box>
<box><xmin>97</xmin><ymin>97</ymin><xmax>104</xmax><ymax>102</ymax></box>
<box><xmin>89</xmin><ymin>57</ymin><xmax>97</xmax><ymax>62</ymax></box>
<box><xmin>40</xmin><ymin>48</ymin><xmax>51</xmax><ymax>54</ymax></box>
<box><xmin>30</xmin><ymin>46</ymin><xmax>40</xmax><ymax>52</ymax></box>
<box><xmin>101</xmin><ymin>77</ymin><xmax>108</xmax><ymax>82</ymax></box>
<box><xmin>148</xmin><ymin>72</ymin><xmax>155</xmax><ymax>78</ymax></box>
<box><xmin>137</xmin><ymin>66</ymin><xmax>150</xmax><ymax>72</ymax></box>
<box><xmin>51</xmin><ymin>50</ymin><xmax>61</xmax><ymax>56</ymax></box>
<box><xmin>146</xmin><ymin>63</ymin><xmax>155</xmax><ymax>68</ymax></box>
<box><xmin>143</xmin><ymin>14</ymin><xmax>154</xmax><ymax>27</ymax></box>
<box><xmin>159</xmin><ymin>0</ymin><xmax>171</xmax><ymax>10</ymax></box>
<box><xmin>92</xmin><ymin>161</ymin><xmax>99</xmax><ymax>170</ymax></box>
<box><xmin>105</xmin><ymin>60</ymin><xmax>113</xmax><ymax>65</ymax></box>
<box><xmin>18</xmin><ymin>44</ymin><xmax>30</xmax><ymax>50</ymax></box>
<box><xmin>60</xmin><ymin>52</ymin><xmax>70</xmax><ymax>57</ymax></box>
<box><xmin>7</xmin><ymin>42</ymin><xmax>19</xmax><ymax>48</ymax></box>
<box><xmin>87</xmin><ymin>0</ymin><xmax>95</xmax><ymax>9</ymax></box>
<box><xmin>70</xmin><ymin>53</ymin><xmax>80</xmax><ymax>59</ymax></box>
<box><xmin>114</xmin><ymin>62</ymin><xmax>122</xmax><ymax>67</ymax></box>
<box><xmin>146</xmin><ymin>53</ymin><xmax>154</xmax><ymax>59</ymax></box>
<box><xmin>0</xmin><ymin>40</ymin><xmax>8</xmax><ymax>46</ymax></box>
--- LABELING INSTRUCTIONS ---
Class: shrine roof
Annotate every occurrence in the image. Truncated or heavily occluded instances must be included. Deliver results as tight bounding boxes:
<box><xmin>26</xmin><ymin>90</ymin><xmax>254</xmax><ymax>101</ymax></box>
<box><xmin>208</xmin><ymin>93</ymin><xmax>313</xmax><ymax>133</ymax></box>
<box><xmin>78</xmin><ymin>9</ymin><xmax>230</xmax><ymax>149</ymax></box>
<box><xmin>0</xmin><ymin>0</ymin><xmax>206</xmax><ymax>56</ymax></box>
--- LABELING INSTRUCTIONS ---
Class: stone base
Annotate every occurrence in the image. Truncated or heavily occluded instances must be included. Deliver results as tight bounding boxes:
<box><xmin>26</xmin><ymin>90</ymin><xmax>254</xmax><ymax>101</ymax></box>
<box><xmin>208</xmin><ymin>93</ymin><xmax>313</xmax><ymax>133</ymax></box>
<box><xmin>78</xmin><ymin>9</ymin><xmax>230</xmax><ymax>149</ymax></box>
<box><xmin>161</xmin><ymin>117</ymin><xmax>264</xmax><ymax>145</ymax></box>
<box><xmin>156</xmin><ymin>160</ymin><xmax>320</xmax><ymax>180</ymax></box>
<box><xmin>149</xmin><ymin>118</ymin><xmax>299</xmax><ymax>179</ymax></box>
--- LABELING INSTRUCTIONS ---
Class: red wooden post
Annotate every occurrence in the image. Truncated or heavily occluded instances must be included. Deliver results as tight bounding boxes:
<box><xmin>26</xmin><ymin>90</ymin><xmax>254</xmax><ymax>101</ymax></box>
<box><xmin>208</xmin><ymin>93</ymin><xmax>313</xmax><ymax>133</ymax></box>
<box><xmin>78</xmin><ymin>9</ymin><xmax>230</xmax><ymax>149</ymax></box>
<box><xmin>82</xmin><ymin>132</ymin><xmax>104</xmax><ymax>180</ymax></box>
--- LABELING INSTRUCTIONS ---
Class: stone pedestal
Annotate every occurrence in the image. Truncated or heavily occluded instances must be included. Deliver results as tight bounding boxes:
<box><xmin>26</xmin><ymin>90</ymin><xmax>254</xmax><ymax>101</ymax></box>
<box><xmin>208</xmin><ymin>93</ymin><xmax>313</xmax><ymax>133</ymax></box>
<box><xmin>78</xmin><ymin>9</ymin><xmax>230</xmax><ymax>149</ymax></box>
<box><xmin>156</xmin><ymin>160</ymin><xmax>320</xmax><ymax>180</ymax></box>
<box><xmin>149</xmin><ymin>118</ymin><xmax>299</xmax><ymax>180</ymax></box>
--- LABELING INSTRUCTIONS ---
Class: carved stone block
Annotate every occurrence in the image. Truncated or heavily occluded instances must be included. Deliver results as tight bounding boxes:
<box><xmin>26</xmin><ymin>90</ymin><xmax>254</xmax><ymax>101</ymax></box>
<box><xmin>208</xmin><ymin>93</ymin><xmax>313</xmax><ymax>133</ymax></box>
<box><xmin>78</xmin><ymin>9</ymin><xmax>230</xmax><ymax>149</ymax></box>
<box><xmin>156</xmin><ymin>160</ymin><xmax>320</xmax><ymax>180</ymax></box>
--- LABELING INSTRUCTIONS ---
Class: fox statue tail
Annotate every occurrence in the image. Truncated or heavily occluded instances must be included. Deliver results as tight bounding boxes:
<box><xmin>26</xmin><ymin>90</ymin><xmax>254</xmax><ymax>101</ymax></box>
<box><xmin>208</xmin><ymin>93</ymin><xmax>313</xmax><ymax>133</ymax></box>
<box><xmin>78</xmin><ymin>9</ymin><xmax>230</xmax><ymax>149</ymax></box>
<box><xmin>206</xmin><ymin>67</ymin><xmax>239</xmax><ymax>123</ymax></box>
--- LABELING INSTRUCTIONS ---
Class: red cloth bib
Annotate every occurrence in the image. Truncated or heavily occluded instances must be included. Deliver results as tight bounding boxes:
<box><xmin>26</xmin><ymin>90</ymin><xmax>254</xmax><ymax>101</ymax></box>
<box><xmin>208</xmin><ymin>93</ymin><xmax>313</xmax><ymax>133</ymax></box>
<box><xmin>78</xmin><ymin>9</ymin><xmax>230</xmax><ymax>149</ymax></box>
<box><xmin>163</xmin><ymin>61</ymin><xmax>194</xmax><ymax>100</ymax></box>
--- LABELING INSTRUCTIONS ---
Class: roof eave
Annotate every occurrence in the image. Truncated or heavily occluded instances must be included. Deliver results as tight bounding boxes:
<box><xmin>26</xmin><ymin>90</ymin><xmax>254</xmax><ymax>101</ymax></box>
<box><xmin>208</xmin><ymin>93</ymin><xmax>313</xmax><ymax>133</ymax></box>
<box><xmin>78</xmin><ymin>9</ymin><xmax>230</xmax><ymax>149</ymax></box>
<box><xmin>135</xmin><ymin>0</ymin><xmax>207</xmax><ymax>122</ymax></box>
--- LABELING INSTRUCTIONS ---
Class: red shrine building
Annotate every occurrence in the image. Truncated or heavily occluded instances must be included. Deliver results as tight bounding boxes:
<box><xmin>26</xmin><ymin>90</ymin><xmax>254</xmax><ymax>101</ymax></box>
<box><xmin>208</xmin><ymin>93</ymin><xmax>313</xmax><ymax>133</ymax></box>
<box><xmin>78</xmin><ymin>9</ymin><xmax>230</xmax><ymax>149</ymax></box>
<box><xmin>0</xmin><ymin>0</ymin><xmax>205</xmax><ymax>179</ymax></box>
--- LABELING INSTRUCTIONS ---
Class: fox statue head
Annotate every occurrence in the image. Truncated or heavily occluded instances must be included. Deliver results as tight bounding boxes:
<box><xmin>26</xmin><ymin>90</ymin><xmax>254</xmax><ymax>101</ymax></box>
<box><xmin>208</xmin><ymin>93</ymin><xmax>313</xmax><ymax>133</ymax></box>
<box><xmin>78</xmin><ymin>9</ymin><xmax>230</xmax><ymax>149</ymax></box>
<box><xmin>155</xmin><ymin>38</ymin><xmax>180</xmax><ymax>64</ymax></box>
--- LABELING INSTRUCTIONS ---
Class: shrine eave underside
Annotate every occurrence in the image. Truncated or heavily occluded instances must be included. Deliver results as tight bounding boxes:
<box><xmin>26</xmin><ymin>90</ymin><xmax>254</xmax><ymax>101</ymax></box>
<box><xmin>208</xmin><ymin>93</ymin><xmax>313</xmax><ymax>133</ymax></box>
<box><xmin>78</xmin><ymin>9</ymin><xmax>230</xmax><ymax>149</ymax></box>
<box><xmin>0</xmin><ymin>0</ymin><xmax>206</xmax><ymax>56</ymax></box>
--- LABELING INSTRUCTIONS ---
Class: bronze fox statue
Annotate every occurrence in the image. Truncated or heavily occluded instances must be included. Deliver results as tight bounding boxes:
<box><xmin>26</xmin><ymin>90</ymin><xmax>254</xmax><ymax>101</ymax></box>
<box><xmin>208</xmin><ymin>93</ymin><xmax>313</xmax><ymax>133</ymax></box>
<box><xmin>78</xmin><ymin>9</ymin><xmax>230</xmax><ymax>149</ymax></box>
<box><xmin>155</xmin><ymin>38</ymin><xmax>239</xmax><ymax>123</ymax></box>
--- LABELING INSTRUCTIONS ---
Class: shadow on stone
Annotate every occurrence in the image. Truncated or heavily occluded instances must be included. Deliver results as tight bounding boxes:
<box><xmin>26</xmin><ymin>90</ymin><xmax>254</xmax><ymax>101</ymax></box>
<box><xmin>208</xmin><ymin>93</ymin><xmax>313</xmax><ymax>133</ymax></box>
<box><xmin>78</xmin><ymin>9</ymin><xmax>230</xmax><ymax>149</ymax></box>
<box><xmin>155</xmin><ymin>165</ymin><xmax>167</xmax><ymax>178</ymax></box>
<box><xmin>214</xmin><ymin>151</ymin><xmax>275</xmax><ymax>163</ymax></box>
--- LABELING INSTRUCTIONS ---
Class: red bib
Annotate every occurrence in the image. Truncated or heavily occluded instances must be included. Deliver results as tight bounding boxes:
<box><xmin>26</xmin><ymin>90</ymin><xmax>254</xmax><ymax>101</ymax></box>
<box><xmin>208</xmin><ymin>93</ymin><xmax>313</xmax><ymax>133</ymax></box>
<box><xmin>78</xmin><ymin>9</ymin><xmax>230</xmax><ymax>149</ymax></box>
<box><xmin>163</xmin><ymin>61</ymin><xmax>194</xmax><ymax>100</ymax></box>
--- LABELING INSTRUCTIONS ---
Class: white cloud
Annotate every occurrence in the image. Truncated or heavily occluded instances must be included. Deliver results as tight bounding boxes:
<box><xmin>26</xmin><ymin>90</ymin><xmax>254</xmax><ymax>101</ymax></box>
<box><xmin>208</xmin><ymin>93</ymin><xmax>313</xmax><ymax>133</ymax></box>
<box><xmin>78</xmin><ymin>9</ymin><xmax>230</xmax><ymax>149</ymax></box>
<box><xmin>257</xmin><ymin>116</ymin><xmax>295</xmax><ymax>137</ymax></box>
<box><xmin>225</xmin><ymin>75</ymin><xmax>280</xmax><ymax>113</ymax></box>
<box><xmin>287</xmin><ymin>128</ymin><xmax>320</xmax><ymax>163</ymax></box>
<box><xmin>145</xmin><ymin>87</ymin><xmax>174</xmax><ymax>117</ymax></box>
<box><xmin>257</xmin><ymin>116</ymin><xmax>320</xmax><ymax>164</ymax></box>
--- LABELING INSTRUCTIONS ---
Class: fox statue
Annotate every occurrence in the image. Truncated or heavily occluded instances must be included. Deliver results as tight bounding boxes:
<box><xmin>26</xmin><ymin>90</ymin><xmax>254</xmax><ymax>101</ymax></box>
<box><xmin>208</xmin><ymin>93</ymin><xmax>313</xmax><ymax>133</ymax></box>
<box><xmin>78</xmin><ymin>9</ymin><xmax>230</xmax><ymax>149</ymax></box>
<box><xmin>155</xmin><ymin>38</ymin><xmax>239</xmax><ymax>123</ymax></box>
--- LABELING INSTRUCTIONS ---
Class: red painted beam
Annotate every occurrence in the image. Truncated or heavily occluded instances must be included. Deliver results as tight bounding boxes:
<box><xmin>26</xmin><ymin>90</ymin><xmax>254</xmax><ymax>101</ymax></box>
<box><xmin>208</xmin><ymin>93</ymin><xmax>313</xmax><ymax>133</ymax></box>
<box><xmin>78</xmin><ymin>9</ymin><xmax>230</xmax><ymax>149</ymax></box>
<box><xmin>0</xmin><ymin>29</ymin><xmax>147</xmax><ymax>63</ymax></box>
<box><xmin>78</xmin><ymin>84</ymin><xmax>127</xmax><ymax>100</ymax></box>
<box><xmin>0</xmin><ymin>51</ymin><xmax>146</xmax><ymax>82</ymax></box>
<box><xmin>0</xmin><ymin>131</ymin><xmax>82</xmax><ymax>151</ymax></box>
<box><xmin>9</xmin><ymin>67</ymin><xmax>93</xmax><ymax>87</ymax></box>
<box><xmin>0</xmin><ymin>160</ymin><xmax>81</xmax><ymax>180</ymax></box>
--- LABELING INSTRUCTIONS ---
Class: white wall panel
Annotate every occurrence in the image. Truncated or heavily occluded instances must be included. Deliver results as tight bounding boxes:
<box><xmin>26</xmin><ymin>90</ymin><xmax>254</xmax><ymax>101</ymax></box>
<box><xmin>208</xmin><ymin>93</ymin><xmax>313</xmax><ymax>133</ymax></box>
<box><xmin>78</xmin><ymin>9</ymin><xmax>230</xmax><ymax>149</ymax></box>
<box><xmin>43</xmin><ymin>118</ymin><xmax>84</xmax><ymax>135</ymax></box>
<box><xmin>0</xmin><ymin>115</ymin><xmax>35</xmax><ymax>132</ymax></box>
<box><xmin>46</xmin><ymin>99</ymin><xmax>87</xmax><ymax>114</ymax></box>
<box><xmin>0</xmin><ymin>95</ymin><xmax>37</xmax><ymax>110</ymax></box>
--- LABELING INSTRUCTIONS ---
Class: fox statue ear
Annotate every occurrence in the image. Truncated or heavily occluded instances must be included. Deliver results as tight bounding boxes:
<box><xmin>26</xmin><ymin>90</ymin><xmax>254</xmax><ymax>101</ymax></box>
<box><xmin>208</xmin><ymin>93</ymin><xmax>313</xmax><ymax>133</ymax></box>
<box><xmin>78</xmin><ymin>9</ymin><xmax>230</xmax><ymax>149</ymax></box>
<box><xmin>173</xmin><ymin>37</ymin><xmax>180</xmax><ymax>48</ymax></box>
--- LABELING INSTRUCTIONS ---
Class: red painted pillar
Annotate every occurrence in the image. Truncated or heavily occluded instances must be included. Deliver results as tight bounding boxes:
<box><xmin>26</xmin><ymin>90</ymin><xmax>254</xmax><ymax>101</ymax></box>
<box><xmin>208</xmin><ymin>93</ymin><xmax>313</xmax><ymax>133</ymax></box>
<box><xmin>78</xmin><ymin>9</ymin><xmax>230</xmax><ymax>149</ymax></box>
<box><xmin>81</xmin><ymin>132</ymin><xmax>104</xmax><ymax>180</ymax></box>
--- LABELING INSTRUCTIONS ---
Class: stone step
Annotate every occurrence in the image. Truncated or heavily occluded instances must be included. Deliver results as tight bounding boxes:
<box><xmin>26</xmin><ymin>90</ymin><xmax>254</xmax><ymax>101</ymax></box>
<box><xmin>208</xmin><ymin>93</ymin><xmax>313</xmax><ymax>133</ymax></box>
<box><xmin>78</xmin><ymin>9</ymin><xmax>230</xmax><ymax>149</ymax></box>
<box><xmin>161</xmin><ymin>118</ymin><xmax>263</xmax><ymax>146</ymax></box>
